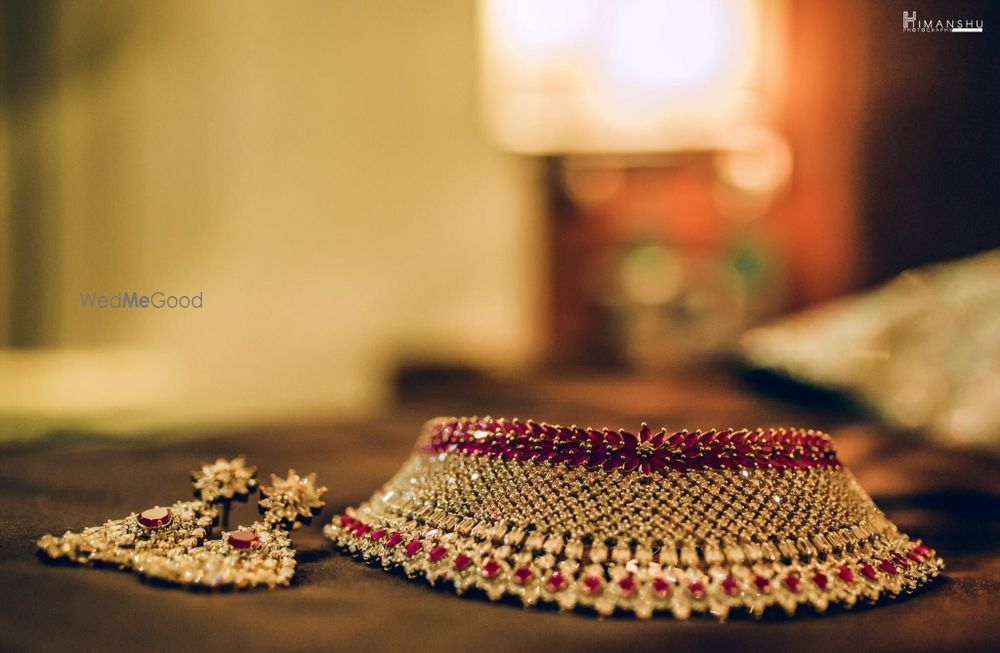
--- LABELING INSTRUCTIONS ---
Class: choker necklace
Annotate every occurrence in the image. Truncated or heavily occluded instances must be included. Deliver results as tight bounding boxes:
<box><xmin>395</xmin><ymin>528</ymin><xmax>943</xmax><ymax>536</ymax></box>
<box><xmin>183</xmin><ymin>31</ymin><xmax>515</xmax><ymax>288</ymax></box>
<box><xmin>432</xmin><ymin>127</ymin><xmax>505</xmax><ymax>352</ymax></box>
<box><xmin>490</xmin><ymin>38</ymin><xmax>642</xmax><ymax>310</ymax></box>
<box><xmin>326</xmin><ymin>417</ymin><xmax>942</xmax><ymax>619</ymax></box>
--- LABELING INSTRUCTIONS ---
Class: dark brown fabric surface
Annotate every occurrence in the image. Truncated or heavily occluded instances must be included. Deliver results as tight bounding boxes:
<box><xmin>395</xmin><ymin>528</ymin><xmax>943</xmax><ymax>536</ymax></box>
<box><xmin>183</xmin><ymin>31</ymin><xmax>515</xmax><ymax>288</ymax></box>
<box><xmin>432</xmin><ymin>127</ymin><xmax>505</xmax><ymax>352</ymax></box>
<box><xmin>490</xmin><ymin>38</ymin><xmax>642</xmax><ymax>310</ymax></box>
<box><xmin>1</xmin><ymin>371</ymin><xmax>998</xmax><ymax>653</ymax></box>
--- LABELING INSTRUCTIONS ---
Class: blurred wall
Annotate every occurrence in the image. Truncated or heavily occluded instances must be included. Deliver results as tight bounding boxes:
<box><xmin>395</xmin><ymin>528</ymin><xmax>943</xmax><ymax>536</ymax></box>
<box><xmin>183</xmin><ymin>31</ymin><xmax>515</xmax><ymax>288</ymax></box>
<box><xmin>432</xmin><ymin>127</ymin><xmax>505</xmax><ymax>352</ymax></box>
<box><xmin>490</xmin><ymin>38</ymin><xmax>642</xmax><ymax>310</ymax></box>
<box><xmin>859</xmin><ymin>0</ymin><xmax>1000</xmax><ymax>281</ymax></box>
<box><xmin>1</xmin><ymin>0</ymin><xmax>544</xmax><ymax>433</ymax></box>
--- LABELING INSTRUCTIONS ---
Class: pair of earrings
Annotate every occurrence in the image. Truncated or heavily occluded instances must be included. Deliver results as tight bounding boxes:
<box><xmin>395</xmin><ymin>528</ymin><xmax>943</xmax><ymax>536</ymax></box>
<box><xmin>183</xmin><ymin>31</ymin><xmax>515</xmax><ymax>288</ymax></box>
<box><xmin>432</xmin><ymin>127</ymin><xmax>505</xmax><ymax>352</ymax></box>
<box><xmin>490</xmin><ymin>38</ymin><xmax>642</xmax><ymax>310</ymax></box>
<box><xmin>36</xmin><ymin>457</ymin><xmax>326</xmax><ymax>590</ymax></box>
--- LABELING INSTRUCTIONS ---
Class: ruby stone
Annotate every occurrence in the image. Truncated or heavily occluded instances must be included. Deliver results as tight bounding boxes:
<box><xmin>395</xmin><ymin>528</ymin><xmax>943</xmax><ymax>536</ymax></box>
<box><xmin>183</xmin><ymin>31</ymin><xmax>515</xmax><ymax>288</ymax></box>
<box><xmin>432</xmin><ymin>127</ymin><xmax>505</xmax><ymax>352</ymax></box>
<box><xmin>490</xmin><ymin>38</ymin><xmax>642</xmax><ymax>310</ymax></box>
<box><xmin>483</xmin><ymin>560</ymin><xmax>501</xmax><ymax>578</ymax></box>
<box><xmin>137</xmin><ymin>507</ymin><xmax>172</xmax><ymax>528</ymax></box>
<box><xmin>878</xmin><ymin>560</ymin><xmax>898</xmax><ymax>575</ymax></box>
<box><xmin>513</xmin><ymin>566</ymin><xmax>533</xmax><ymax>585</ymax></box>
<box><xmin>226</xmin><ymin>530</ymin><xmax>259</xmax><ymax>550</ymax></box>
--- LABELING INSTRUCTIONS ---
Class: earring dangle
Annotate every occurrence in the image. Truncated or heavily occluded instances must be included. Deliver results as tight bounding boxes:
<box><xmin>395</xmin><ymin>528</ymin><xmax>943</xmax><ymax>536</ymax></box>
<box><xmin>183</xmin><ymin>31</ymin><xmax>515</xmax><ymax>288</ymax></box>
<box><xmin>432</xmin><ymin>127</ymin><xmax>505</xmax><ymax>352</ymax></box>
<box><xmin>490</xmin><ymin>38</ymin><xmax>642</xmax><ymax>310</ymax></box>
<box><xmin>37</xmin><ymin>456</ymin><xmax>327</xmax><ymax>589</ymax></box>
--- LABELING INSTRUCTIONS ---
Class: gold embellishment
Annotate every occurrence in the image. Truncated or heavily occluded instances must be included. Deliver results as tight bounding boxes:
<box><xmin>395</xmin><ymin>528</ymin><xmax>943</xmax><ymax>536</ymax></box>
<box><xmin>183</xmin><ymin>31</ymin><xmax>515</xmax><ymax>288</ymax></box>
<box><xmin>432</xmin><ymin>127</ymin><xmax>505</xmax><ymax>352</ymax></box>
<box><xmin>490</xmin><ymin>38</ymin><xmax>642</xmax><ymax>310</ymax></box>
<box><xmin>192</xmin><ymin>455</ymin><xmax>257</xmax><ymax>504</ymax></box>
<box><xmin>259</xmin><ymin>470</ymin><xmax>327</xmax><ymax>528</ymax></box>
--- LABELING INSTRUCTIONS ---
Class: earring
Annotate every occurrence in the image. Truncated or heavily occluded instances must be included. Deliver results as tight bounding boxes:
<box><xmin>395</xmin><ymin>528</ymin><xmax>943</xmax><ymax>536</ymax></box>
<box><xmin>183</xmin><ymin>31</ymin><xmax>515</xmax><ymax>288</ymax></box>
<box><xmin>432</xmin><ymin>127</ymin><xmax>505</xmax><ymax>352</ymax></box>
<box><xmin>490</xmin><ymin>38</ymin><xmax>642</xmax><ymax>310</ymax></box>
<box><xmin>37</xmin><ymin>457</ymin><xmax>327</xmax><ymax>590</ymax></box>
<box><xmin>192</xmin><ymin>455</ymin><xmax>258</xmax><ymax>530</ymax></box>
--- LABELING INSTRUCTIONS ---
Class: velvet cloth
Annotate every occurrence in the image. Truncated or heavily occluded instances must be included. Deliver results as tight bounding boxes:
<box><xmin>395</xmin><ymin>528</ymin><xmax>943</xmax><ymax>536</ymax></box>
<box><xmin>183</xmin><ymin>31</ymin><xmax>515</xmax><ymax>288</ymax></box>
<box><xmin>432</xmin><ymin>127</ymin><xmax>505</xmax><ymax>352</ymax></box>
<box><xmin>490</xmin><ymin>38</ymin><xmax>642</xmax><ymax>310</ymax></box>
<box><xmin>1</xmin><ymin>372</ymin><xmax>997</xmax><ymax>653</ymax></box>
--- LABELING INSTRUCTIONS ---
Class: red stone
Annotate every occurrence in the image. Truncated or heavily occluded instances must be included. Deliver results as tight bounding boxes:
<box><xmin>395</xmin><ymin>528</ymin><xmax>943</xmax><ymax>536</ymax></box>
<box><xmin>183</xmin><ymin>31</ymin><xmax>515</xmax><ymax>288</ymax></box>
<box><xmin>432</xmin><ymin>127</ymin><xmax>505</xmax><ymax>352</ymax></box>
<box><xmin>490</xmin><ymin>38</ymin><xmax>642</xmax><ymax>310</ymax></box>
<box><xmin>404</xmin><ymin>540</ymin><xmax>423</xmax><ymax>556</ymax></box>
<box><xmin>753</xmin><ymin>575</ymin><xmax>770</xmax><ymax>592</ymax></box>
<box><xmin>137</xmin><ymin>507</ymin><xmax>172</xmax><ymax>528</ymax></box>
<box><xmin>370</xmin><ymin>529</ymin><xmax>387</xmax><ymax>541</ymax></box>
<box><xmin>428</xmin><ymin>545</ymin><xmax>448</xmax><ymax>562</ymax></box>
<box><xmin>618</xmin><ymin>575</ymin><xmax>636</xmax><ymax>594</ymax></box>
<box><xmin>513</xmin><ymin>566</ymin><xmax>533</xmax><ymax>585</ymax></box>
<box><xmin>700</xmin><ymin>454</ymin><xmax>722</xmax><ymax>468</ymax></box>
<box><xmin>385</xmin><ymin>532</ymin><xmax>404</xmax><ymax>548</ymax></box>
<box><xmin>784</xmin><ymin>575</ymin><xmax>801</xmax><ymax>592</ymax></box>
<box><xmin>721</xmin><ymin>577</ymin><xmax>739</xmax><ymax>596</ymax></box>
<box><xmin>338</xmin><ymin>515</ymin><xmax>355</xmax><ymax>527</ymax></box>
<box><xmin>226</xmin><ymin>529</ymin><xmax>259</xmax><ymax>550</ymax></box>
<box><xmin>878</xmin><ymin>560</ymin><xmax>898</xmax><ymax>575</ymax></box>
<box><xmin>861</xmin><ymin>564</ymin><xmax>877</xmax><ymax>580</ymax></box>
<box><xmin>421</xmin><ymin>417</ymin><xmax>844</xmax><ymax>473</ymax></box>
<box><xmin>813</xmin><ymin>572</ymin><xmax>829</xmax><ymax>589</ymax></box>
<box><xmin>652</xmin><ymin>577</ymin><xmax>671</xmax><ymax>596</ymax></box>
<box><xmin>907</xmin><ymin>550</ymin><xmax>924</xmax><ymax>562</ymax></box>
<box><xmin>483</xmin><ymin>559</ymin><xmax>501</xmax><ymax>578</ymax></box>
<box><xmin>913</xmin><ymin>545</ymin><xmax>931</xmax><ymax>558</ymax></box>
<box><xmin>453</xmin><ymin>553</ymin><xmax>472</xmax><ymax>570</ymax></box>
<box><xmin>353</xmin><ymin>524</ymin><xmax>371</xmax><ymax>537</ymax></box>
<box><xmin>838</xmin><ymin>565</ymin><xmax>855</xmax><ymax>583</ymax></box>
<box><xmin>546</xmin><ymin>572</ymin><xmax>566</xmax><ymax>591</ymax></box>
<box><xmin>688</xmin><ymin>581</ymin><xmax>706</xmax><ymax>599</ymax></box>
<box><xmin>583</xmin><ymin>575</ymin><xmax>603</xmax><ymax>594</ymax></box>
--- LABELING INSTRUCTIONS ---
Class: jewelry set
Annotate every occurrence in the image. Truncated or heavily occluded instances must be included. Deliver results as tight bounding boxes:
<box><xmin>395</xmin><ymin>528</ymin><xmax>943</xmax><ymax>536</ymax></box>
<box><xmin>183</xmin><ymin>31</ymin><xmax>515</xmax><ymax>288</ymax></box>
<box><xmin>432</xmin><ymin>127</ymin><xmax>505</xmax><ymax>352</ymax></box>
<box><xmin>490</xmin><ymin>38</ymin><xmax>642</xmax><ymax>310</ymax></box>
<box><xmin>38</xmin><ymin>416</ymin><xmax>943</xmax><ymax>620</ymax></box>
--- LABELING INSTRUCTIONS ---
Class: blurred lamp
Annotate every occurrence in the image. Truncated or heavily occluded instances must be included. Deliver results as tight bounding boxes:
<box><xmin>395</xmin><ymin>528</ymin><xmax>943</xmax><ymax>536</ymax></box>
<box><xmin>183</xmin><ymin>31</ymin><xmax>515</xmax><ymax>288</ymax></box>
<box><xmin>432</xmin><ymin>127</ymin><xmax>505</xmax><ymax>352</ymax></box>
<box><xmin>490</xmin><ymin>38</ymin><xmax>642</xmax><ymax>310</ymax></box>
<box><xmin>479</xmin><ymin>0</ymin><xmax>780</xmax><ymax>153</ymax></box>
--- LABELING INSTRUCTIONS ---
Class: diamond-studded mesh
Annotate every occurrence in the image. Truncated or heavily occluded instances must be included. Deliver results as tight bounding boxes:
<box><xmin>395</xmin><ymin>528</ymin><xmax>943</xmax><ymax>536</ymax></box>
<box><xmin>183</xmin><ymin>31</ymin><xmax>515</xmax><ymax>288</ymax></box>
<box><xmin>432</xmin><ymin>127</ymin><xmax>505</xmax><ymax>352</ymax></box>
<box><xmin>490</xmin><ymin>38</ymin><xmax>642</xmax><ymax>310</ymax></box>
<box><xmin>372</xmin><ymin>454</ymin><xmax>883</xmax><ymax>559</ymax></box>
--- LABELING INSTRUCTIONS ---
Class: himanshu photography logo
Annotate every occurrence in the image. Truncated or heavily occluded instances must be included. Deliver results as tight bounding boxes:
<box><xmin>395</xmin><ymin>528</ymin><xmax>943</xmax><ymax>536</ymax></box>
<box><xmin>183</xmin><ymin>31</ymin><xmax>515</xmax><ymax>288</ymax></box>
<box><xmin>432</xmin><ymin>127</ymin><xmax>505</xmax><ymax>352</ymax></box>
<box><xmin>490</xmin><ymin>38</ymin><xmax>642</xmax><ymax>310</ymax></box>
<box><xmin>903</xmin><ymin>10</ymin><xmax>984</xmax><ymax>33</ymax></box>
<box><xmin>80</xmin><ymin>290</ymin><xmax>204</xmax><ymax>309</ymax></box>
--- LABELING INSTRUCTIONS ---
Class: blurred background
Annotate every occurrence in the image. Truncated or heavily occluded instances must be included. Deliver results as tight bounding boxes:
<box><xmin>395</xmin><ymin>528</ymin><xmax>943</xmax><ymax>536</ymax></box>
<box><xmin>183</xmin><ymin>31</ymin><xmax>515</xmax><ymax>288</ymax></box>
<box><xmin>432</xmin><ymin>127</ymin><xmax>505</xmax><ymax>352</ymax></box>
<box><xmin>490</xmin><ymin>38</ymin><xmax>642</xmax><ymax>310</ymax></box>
<box><xmin>1</xmin><ymin>0</ymin><xmax>998</xmax><ymax>442</ymax></box>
